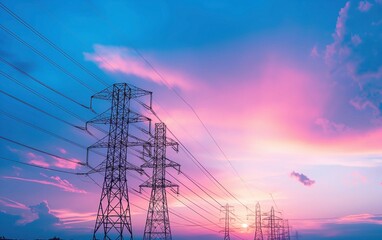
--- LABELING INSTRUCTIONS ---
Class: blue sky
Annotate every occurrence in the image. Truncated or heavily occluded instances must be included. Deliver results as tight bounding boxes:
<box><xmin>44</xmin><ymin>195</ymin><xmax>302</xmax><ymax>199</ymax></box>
<box><xmin>1</xmin><ymin>0</ymin><xmax>382</xmax><ymax>239</ymax></box>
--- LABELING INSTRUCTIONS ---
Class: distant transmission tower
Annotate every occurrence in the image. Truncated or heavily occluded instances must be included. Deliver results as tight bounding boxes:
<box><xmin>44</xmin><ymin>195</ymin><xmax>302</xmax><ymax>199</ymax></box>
<box><xmin>254</xmin><ymin>202</ymin><xmax>263</xmax><ymax>240</ymax></box>
<box><xmin>221</xmin><ymin>204</ymin><xmax>234</xmax><ymax>240</ymax></box>
<box><xmin>88</xmin><ymin>83</ymin><xmax>152</xmax><ymax>240</ymax></box>
<box><xmin>282</xmin><ymin>220</ymin><xmax>291</xmax><ymax>240</ymax></box>
<box><xmin>140</xmin><ymin>122</ymin><xmax>180</xmax><ymax>240</ymax></box>
<box><xmin>263</xmin><ymin>207</ymin><xmax>277</xmax><ymax>240</ymax></box>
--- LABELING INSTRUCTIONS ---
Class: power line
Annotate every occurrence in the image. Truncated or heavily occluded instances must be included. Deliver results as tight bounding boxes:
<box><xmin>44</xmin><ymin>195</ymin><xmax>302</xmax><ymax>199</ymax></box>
<box><xmin>0</xmin><ymin>24</ymin><xmax>97</xmax><ymax>92</ymax></box>
<box><xmin>0</xmin><ymin>90</ymin><xmax>86</xmax><ymax>131</ymax></box>
<box><xmin>0</xmin><ymin>2</ymin><xmax>110</xmax><ymax>88</ymax></box>
<box><xmin>0</xmin><ymin>55</ymin><xmax>91</xmax><ymax>110</ymax></box>
<box><xmin>150</xmin><ymin>108</ymin><xmax>258</xmax><ymax>216</ymax></box>
<box><xmin>0</xmin><ymin>109</ymin><xmax>87</xmax><ymax>150</ymax></box>
<box><xmin>133</xmin><ymin>48</ymin><xmax>257</xmax><ymax>199</ymax></box>
<box><xmin>0</xmin><ymin>156</ymin><xmax>85</xmax><ymax>175</ymax></box>
<box><xmin>0</xmin><ymin>135</ymin><xmax>85</xmax><ymax>166</ymax></box>
<box><xmin>0</xmin><ymin>69</ymin><xmax>88</xmax><ymax>122</ymax></box>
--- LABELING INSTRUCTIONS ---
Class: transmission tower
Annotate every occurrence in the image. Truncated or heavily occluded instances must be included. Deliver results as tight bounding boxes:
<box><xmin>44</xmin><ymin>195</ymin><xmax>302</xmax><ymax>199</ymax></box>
<box><xmin>254</xmin><ymin>202</ymin><xmax>263</xmax><ymax>240</ymax></box>
<box><xmin>263</xmin><ymin>207</ymin><xmax>283</xmax><ymax>240</ymax></box>
<box><xmin>88</xmin><ymin>83</ymin><xmax>152</xmax><ymax>240</ymax></box>
<box><xmin>282</xmin><ymin>220</ymin><xmax>291</xmax><ymax>240</ymax></box>
<box><xmin>221</xmin><ymin>204</ymin><xmax>234</xmax><ymax>240</ymax></box>
<box><xmin>140</xmin><ymin>122</ymin><xmax>180</xmax><ymax>240</ymax></box>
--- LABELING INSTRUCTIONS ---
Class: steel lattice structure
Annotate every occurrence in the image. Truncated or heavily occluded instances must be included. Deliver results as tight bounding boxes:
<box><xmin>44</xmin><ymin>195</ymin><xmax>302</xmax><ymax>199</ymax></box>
<box><xmin>254</xmin><ymin>202</ymin><xmax>264</xmax><ymax>240</ymax></box>
<box><xmin>221</xmin><ymin>204</ymin><xmax>234</xmax><ymax>240</ymax></box>
<box><xmin>140</xmin><ymin>122</ymin><xmax>180</xmax><ymax>240</ymax></box>
<box><xmin>88</xmin><ymin>83</ymin><xmax>152</xmax><ymax>240</ymax></box>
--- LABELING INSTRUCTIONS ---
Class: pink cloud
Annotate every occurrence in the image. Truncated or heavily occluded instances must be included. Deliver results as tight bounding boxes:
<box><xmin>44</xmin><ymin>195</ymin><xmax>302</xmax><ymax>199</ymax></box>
<box><xmin>58</xmin><ymin>148</ymin><xmax>67</xmax><ymax>154</ymax></box>
<box><xmin>26</xmin><ymin>152</ymin><xmax>50</xmax><ymax>168</ymax></box>
<box><xmin>51</xmin><ymin>156</ymin><xmax>79</xmax><ymax>170</ymax></box>
<box><xmin>51</xmin><ymin>209</ymin><xmax>96</xmax><ymax>225</ymax></box>
<box><xmin>351</xmin><ymin>34</ymin><xmax>362</xmax><ymax>46</ymax></box>
<box><xmin>3</xmin><ymin>175</ymin><xmax>86</xmax><ymax>194</ymax></box>
<box><xmin>348</xmin><ymin>171</ymin><xmax>367</xmax><ymax>185</ymax></box>
<box><xmin>28</xmin><ymin>159</ymin><xmax>50</xmax><ymax>168</ymax></box>
<box><xmin>84</xmin><ymin>44</ymin><xmax>193</xmax><ymax>90</ymax></box>
<box><xmin>310</xmin><ymin>45</ymin><xmax>319</xmax><ymax>58</ymax></box>
<box><xmin>0</xmin><ymin>197</ymin><xmax>29</xmax><ymax>210</ymax></box>
<box><xmin>358</xmin><ymin>1</ymin><xmax>373</xmax><ymax>12</ymax></box>
<box><xmin>290</xmin><ymin>171</ymin><xmax>315</xmax><ymax>186</ymax></box>
<box><xmin>337</xmin><ymin>213</ymin><xmax>382</xmax><ymax>224</ymax></box>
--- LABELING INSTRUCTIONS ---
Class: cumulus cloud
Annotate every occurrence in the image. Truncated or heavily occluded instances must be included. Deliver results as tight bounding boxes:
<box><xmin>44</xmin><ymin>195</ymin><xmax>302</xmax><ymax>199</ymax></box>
<box><xmin>324</xmin><ymin>1</ymin><xmax>351</xmax><ymax>66</ymax></box>
<box><xmin>323</xmin><ymin>1</ymin><xmax>382</xmax><ymax>123</ymax></box>
<box><xmin>0</xmin><ymin>200</ymin><xmax>61</xmax><ymax>238</ymax></box>
<box><xmin>290</xmin><ymin>171</ymin><xmax>315</xmax><ymax>186</ymax></box>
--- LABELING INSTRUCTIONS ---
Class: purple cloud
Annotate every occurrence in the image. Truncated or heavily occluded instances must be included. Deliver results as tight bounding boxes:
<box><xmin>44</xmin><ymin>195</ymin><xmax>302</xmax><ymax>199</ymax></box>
<box><xmin>290</xmin><ymin>171</ymin><xmax>315</xmax><ymax>186</ymax></box>
<box><xmin>358</xmin><ymin>1</ymin><xmax>372</xmax><ymax>12</ymax></box>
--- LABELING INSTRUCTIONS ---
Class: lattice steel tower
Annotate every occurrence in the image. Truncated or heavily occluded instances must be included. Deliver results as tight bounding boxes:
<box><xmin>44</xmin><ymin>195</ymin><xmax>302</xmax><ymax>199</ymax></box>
<box><xmin>254</xmin><ymin>202</ymin><xmax>263</xmax><ymax>240</ymax></box>
<box><xmin>88</xmin><ymin>83</ymin><xmax>152</xmax><ymax>240</ymax></box>
<box><xmin>140</xmin><ymin>122</ymin><xmax>180</xmax><ymax>240</ymax></box>
<box><xmin>264</xmin><ymin>207</ymin><xmax>277</xmax><ymax>240</ymax></box>
<box><xmin>221</xmin><ymin>204</ymin><xmax>234</xmax><ymax>240</ymax></box>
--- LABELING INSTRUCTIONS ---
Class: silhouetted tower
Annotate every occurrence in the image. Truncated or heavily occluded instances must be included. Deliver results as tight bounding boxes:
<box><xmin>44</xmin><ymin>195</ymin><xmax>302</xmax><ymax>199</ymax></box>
<box><xmin>140</xmin><ymin>122</ymin><xmax>180</xmax><ymax>240</ymax></box>
<box><xmin>282</xmin><ymin>220</ymin><xmax>290</xmax><ymax>240</ymax></box>
<box><xmin>88</xmin><ymin>83</ymin><xmax>152</xmax><ymax>240</ymax></box>
<box><xmin>221</xmin><ymin>204</ymin><xmax>234</xmax><ymax>240</ymax></box>
<box><xmin>263</xmin><ymin>207</ymin><xmax>277</xmax><ymax>240</ymax></box>
<box><xmin>254</xmin><ymin>202</ymin><xmax>263</xmax><ymax>240</ymax></box>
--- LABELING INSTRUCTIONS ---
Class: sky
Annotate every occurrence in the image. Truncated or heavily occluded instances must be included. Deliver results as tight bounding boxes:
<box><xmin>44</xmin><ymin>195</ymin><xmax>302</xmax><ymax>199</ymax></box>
<box><xmin>0</xmin><ymin>0</ymin><xmax>382</xmax><ymax>239</ymax></box>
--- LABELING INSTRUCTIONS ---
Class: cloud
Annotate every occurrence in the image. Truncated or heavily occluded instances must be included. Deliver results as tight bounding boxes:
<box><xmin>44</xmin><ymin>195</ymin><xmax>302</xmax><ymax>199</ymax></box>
<box><xmin>0</xmin><ymin>201</ymin><xmax>61</xmax><ymax>238</ymax></box>
<box><xmin>26</xmin><ymin>152</ymin><xmax>50</xmax><ymax>168</ymax></box>
<box><xmin>3</xmin><ymin>175</ymin><xmax>87</xmax><ymax>194</ymax></box>
<box><xmin>324</xmin><ymin>1</ymin><xmax>351</xmax><ymax>66</ymax></box>
<box><xmin>24</xmin><ymin>151</ymin><xmax>80</xmax><ymax>170</ymax></box>
<box><xmin>358</xmin><ymin>1</ymin><xmax>373</xmax><ymax>12</ymax></box>
<box><xmin>51</xmin><ymin>209</ymin><xmax>96</xmax><ymax>225</ymax></box>
<box><xmin>310</xmin><ymin>45</ymin><xmax>319</xmax><ymax>58</ymax></box>
<box><xmin>296</xmin><ymin>213</ymin><xmax>382</xmax><ymax>239</ymax></box>
<box><xmin>315</xmin><ymin>118</ymin><xmax>348</xmax><ymax>134</ymax></box>
<box><xmin>58</xmin><ymin>148</ymin><xmax>67</xmax><ymax>154</ymax></box>
<box><xmin>51</xmin><ymin>156</ymin><xmax>79</xmax><ymax>170</ymax></box>
<box><xmin>322</xmin><ymin>0</ymin><xmax>382</xmax><ymax>125</ymax></box>
<box><xmin>0</xmin><ymin>197</ymin><xmax>28</xmax><ymax>210</ymax></box>
<box><xmin>290</xmin><ymin>171</ymin><xmax>315</xmax><ymax>186</ymax></box>
<box><xmin>84</xmin><ymin>44</ymin><xmax>192</xmax><ymax>90</ymax></box>
<box><xmin>351</xmin><ymin>34</ymin><xmax>362</xmax><ymax>46</ymax></box>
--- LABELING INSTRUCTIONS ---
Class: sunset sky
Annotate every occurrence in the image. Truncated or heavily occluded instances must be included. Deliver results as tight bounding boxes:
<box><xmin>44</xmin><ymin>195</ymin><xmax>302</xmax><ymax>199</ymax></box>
<box><xmin>1</xmin><ymin>0</ymin><xmax>382</xmax><ymax>239</ymax></box>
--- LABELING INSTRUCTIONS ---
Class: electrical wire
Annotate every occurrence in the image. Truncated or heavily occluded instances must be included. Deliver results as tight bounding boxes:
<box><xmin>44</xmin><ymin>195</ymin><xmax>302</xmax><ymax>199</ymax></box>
<box><xmin>0</xmin><ymin>24</ymin><xmax>97</xmax><ymax>92</ymax></box>
<box><xmin>0</xmin><ymin>135</ymin><xmax>84</xmax><ymax>166</ymax></box>
<box><xmin>0</xmin><ymin>56</ymin><xmax>91</xmax><ymax>110</ymax></box>
<box><xmin>0</xmin><ymin>90</ymin><xmax>86</xmax><ymax>132</ymax></box>
<box><xmin>0</xmin><ymin>2</ymin><xmax>110</xmax><ymax>88</ymax></box>
<box><xmin>0</xmin><ymin>156</ymin><xmax>85</xmax><ymax>175</ymax></box>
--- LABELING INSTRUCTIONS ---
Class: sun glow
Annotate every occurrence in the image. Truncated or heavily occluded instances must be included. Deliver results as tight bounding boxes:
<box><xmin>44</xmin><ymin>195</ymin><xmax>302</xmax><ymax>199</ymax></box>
<box><xmin>241</xmin><ymin>223</ymin><xmax>249</xmax><ymax>229</ymax></box>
